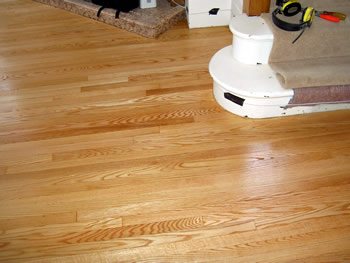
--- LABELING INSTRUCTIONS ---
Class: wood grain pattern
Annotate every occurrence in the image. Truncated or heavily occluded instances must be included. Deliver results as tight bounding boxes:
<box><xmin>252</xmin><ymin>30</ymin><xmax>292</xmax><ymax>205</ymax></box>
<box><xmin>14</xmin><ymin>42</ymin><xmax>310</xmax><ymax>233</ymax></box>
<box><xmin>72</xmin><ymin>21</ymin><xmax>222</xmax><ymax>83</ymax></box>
<box><xmin>0</xmin><ymin>0</ymin><xmax>350</xmax><ymax>262</ymax></box>
<box><xmin>243</xmin><ymin>0</ymin><xmax>271</xmax><ymax>16</ymax></box>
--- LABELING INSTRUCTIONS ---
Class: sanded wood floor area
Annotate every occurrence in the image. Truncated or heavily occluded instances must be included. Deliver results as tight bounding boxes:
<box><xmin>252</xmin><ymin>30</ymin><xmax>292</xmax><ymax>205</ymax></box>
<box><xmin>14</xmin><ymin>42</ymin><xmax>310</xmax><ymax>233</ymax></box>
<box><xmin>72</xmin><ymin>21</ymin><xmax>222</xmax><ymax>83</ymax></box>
<box><xmin>1</xmin><ymin>0</ymin><xmax>350</xmax><ymax>262</ymax></box>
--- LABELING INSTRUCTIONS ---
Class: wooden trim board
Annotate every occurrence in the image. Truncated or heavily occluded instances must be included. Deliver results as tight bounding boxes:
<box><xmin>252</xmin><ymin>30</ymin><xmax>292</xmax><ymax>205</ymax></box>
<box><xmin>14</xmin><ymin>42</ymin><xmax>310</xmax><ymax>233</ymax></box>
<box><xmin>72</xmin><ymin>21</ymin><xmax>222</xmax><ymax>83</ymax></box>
<box><xmin>243</xmin><ymin>0</ymin><xmax>271</xmax><ymax>16</ymax></box>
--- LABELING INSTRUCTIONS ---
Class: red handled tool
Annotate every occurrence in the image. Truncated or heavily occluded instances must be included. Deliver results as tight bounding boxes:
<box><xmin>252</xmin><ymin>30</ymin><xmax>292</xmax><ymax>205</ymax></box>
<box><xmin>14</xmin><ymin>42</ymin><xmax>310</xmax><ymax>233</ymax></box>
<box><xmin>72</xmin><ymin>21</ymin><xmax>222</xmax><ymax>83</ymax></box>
<box><xmin>315</xmin><ymin>10</ymin><xmax>346</xmax><ymax>22</ymax></box>
<box><xmin>323</xmin><ymin>11</ymin><xmax>347</xmax><ymax>20</ymax></box>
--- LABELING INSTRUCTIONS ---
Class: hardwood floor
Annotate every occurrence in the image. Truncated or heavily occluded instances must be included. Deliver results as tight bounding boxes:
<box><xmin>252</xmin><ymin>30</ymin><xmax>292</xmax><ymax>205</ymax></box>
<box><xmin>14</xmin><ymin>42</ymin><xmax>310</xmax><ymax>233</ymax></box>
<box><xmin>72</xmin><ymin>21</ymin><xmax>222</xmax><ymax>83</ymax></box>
<box><xmin>1</xmin><ymin>1</ymin><xmax>350</xmax><ymax>262</ymax></box>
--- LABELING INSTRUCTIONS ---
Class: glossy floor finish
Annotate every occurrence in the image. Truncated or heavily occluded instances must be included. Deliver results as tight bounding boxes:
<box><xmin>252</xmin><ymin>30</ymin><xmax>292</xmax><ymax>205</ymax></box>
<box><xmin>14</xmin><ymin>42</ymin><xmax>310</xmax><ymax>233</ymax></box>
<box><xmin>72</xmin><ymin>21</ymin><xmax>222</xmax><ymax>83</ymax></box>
<box><xmin>1</xmin><ymin>1</ymin><xmax>350</xmax><ymax>262</ymax></box>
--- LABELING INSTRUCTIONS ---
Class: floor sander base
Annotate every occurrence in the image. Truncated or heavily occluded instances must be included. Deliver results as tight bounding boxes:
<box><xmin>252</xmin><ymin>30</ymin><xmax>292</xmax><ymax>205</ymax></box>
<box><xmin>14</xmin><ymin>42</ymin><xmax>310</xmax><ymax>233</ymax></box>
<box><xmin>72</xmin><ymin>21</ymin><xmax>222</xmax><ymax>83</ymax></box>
<box><xmin>209</xmin><ymin>46</ymin><xmax>350</xmax><ymax>119</ymax></box>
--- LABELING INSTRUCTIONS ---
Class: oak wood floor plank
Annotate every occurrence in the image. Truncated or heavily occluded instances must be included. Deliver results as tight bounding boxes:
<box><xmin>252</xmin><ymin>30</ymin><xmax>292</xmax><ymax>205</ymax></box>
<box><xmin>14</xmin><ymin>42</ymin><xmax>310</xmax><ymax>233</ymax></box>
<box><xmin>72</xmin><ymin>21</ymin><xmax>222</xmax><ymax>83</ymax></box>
<box><xmin>2</xmin><ymin>167</ymin><xmax>348</xmax><ymax>220</ymax></box>
<box><xmin>0</xmin><ymin>211</ymin><xmax>77</xmax><ymax>232</ymax></box>
<box><xmin>19</xmin><ymin>241</ymin><xmax>350</xmax><ymax>263</ymax></box>
<box><xmin>0</xmin><ymin>217</ymin><xmax>255</xmax><ymax>262</ymax></box>
<box><xmin>2</xmin><ymin>131</ymin><xmax>349</xmax><ymax>199</ymax></box>
<box><xmin>17</xmin><ymin>215</ymin><xmax>349</xmax><ymax>263</ymax></box>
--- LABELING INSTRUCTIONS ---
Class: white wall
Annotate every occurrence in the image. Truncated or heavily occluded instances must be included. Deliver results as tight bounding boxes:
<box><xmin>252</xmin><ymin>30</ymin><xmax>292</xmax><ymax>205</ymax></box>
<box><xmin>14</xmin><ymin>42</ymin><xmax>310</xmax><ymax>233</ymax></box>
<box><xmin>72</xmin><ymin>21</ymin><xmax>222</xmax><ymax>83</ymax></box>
<box><xmin>231</xmin><ymin>0</ymin><xmax>243</xmax><ymax>16</ymax></box>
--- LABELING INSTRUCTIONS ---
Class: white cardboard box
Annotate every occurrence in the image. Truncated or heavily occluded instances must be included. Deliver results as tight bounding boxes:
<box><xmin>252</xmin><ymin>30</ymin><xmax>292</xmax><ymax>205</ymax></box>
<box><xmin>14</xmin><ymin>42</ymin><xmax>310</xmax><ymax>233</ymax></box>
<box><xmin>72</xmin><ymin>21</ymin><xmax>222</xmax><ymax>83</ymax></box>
<box><xmin>140</xmin><ymin>0</ymin><xmax>157</xmax><ymax>8</ymax></box>
<box><xmin>185</xmin><ymin>0</ymin><xmax>232</xmax><ymax>28</ymax></box>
